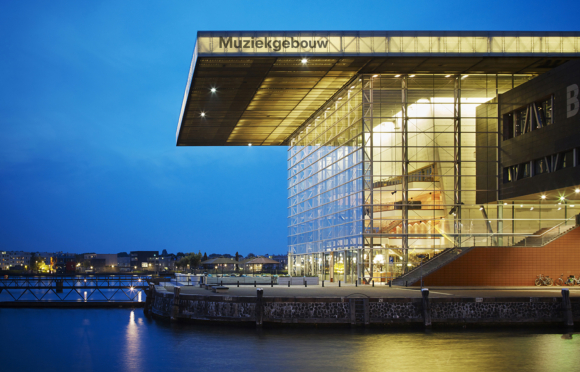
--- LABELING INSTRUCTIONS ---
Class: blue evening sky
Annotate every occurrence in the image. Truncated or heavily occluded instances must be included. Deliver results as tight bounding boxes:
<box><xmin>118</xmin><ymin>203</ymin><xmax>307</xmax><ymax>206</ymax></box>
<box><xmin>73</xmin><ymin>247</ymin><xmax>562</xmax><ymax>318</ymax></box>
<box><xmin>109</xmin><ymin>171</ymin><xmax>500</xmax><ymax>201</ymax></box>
<box><xmin>0</xmin><ymin>1</ymin><xmax>577</xmax><ymax>256</ymax></box>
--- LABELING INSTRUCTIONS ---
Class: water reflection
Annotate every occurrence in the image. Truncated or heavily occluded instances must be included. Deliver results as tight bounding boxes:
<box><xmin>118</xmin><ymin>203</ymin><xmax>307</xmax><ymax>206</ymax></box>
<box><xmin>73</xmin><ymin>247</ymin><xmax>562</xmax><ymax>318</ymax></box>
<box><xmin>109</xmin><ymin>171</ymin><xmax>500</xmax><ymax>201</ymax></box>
<box><xmin>124</xmin><ymin>310</ymin><xmax>142</xmax><ymax>372</ymax></box>
<box><xmin>0</xmin><ymin>309</ymin><xmax>578</xmax><ymax>372</ymax></box>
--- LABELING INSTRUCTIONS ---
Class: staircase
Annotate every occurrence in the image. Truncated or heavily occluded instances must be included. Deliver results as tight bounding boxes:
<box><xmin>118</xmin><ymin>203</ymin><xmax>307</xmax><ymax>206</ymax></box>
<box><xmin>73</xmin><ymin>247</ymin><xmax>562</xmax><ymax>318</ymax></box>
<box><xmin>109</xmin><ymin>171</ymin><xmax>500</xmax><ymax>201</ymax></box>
<box><xmin>392</xmin><ymin>246</ymin><xmax>475</xmax><ymax>286</ymax></box>
<box><xmin>392</xmin><ymin>222</ymin><xmax>579</xmax><ymax>286</ymax></box>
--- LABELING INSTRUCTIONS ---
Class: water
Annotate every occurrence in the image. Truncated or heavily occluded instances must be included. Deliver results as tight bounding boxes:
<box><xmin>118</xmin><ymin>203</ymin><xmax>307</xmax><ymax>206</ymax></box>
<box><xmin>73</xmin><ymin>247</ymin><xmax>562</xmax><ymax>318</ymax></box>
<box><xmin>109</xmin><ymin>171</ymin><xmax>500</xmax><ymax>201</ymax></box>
<box><xmin>0</xmin><ymin>309</ymin><xmax>578</xmax><ymax>372</ymax></box>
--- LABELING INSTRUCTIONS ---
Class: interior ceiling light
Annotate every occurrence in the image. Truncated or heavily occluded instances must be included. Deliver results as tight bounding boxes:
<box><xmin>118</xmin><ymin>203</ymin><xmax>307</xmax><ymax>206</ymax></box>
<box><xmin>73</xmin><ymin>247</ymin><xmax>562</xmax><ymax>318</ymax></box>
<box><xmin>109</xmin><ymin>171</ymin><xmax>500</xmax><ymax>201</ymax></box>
<box><xmin>409</xmin><ymin>75</ymin><xmax>415</xmax><ymax>77</ymax></box>
<box><xmin>530</xmin><ymin>207</ymin><xmax>534</xmax><ymax>210</ymax></box>
<box><xmin>445</xmin><ymin>75</ymin><xmax>451</xmax><ymax>78</ymax></box>
<box><xmin>338</xmin><ymin>97</ymin><xmax>342</xmax><ymax>100</ymax></box>
<box><xmin>200</xmin><ymin>112</ymin><xmax>205</xmax><ymax>117</ymax></box>
<box><xmin>372</xmin><ymin>74</ymin><xmax>378</xmax><ymax>77</ymax></box>
<box><xmin>351</xmin><ymin>86</ymin><xmax>355</xmax><ymax>89</ymax></box>
<box><xmin>395</xmin><ymin>75</ymin><xmax>401</xmax><ymax>77</ymax></box>
<box><xmin>541</xmin><ymin>195</ymin><xmax>546</xmax><ymax>199</ymax></box>
<box><xmin>560</xmin><ymin>196</ymin><xmax>566</xmax><ymax>200</ymax></box>
<box><xmin>576</xmin><ymin>188</ymin><xmax>580</xmax><ymax>193</ymax></box>
<box><xmin>462</xmin><ymin>75</ymin><xmax>469</xmax><ymax>79</ymax></box>
<box><xmin>210</xmin><ymin>88</ymin><xmax>216</xmax><ymax>93</ymax></box>
<box><xmin>301</xmin><ymin>58</ymin><xmax>308</xmax><ymax>64</ymax></box>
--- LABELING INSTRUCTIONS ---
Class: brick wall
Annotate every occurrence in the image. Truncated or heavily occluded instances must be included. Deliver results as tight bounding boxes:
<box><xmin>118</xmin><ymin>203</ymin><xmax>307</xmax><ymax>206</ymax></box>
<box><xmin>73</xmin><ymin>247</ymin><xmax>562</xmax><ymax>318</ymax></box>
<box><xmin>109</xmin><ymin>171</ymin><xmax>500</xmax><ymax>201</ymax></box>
<box><xmin>418</xmin><ymin>226</ymin><xmax>580</xmax><ymax>286</ymax></box>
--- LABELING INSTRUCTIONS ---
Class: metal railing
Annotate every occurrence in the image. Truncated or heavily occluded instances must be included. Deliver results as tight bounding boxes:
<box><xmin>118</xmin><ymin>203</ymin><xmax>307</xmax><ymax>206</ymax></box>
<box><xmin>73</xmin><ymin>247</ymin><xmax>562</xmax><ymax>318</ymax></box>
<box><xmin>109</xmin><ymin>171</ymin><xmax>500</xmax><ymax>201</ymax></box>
<box><xmin>512</xmin><ymin>216</ymin><xmax>577</xmax><ymax>247</ymax></box>
<box><xmin>0</xmin><ymin>275</ymin><xmax>150</xmax><ymax>302</ymax></box>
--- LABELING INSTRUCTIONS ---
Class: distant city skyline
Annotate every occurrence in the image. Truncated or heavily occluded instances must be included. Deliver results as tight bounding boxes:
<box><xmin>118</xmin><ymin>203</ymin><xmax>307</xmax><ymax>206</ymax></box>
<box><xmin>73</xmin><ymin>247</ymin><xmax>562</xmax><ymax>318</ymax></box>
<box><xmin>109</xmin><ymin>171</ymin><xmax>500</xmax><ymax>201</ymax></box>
<box><xmin>1</xmin><ymin>0</ymin><xmax>578</xmax><ymax>255</ymax></box>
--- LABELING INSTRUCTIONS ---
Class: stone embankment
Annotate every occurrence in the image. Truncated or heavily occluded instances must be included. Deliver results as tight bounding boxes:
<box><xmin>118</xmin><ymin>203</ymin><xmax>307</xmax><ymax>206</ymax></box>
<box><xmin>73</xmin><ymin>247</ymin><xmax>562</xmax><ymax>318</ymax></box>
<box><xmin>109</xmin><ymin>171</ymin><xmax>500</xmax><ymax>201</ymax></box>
<box><xmin>145</xmin><ymin>284</ymin><xmax>580</xmax><ymax>328</ymax></box>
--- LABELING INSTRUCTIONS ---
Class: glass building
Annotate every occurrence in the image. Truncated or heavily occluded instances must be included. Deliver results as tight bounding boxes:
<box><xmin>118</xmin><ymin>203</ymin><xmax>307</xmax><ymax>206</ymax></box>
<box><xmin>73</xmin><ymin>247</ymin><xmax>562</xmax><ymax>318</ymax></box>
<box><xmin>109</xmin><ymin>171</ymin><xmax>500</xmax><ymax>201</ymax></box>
<box><xmin>286</xmin><ymin>73</ymin><xmax>555</xmax><ymax>283</ymax></box>
<box><xmin>176</xmin><ymin>31</ymin><xmax>580</xmax><ymax>284</ymax></box>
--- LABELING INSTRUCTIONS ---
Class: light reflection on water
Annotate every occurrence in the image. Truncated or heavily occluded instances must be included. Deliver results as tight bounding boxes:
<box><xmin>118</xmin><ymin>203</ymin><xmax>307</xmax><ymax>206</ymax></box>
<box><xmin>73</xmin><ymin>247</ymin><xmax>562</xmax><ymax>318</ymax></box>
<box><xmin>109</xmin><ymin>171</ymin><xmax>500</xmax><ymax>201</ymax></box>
<box><xmin>0</xmin><ymin>309</ymin><xmax>578</xmax><ymax>372</ymax></box>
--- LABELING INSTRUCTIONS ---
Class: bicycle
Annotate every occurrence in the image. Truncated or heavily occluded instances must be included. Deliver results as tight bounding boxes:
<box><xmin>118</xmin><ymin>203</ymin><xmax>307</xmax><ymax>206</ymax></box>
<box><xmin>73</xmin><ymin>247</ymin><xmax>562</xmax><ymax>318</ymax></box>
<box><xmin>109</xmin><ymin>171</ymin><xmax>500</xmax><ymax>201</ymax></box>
<box><xmin>535</xmin><ymin>274</ymin><xmax>553</xmax><ymax>286</ymax></box>
<box><xmin>556</xmin><ymin>274</ymin><xmax>579</xmax><ymax>286</ymax></box>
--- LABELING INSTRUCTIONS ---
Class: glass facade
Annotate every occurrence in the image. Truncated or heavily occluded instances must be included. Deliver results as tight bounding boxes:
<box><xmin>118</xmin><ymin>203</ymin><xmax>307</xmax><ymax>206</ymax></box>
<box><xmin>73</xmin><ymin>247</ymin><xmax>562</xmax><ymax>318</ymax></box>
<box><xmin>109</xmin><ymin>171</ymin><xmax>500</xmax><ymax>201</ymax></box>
<box><xmin>288</xmin><ymin>79</ymin><xmax>364</xmax><ymax>281</ymax></box>
<box><xmin>288</xmin><ymin>73</ymin><xmax>578</xmax><ymax>283</ymax></box>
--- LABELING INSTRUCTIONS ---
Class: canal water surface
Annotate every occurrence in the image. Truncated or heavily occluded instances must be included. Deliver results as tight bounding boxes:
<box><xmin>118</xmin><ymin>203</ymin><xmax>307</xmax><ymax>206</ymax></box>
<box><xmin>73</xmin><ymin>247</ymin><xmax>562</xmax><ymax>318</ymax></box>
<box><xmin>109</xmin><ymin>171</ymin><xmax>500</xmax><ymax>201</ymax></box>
<box><xmin>0</xmin><ymin>309</ymin><xmax>578</xmax><ymax>372</ymax></box>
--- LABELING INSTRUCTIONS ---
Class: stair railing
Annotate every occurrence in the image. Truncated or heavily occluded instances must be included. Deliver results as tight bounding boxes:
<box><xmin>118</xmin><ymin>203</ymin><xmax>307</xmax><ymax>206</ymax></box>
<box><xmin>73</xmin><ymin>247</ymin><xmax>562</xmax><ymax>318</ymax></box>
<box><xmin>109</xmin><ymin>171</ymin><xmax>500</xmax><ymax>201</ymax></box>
<box><xmin>519</xmin><ymin>215</ymin><xmax>577</xmax><ymax>247</ymax></box>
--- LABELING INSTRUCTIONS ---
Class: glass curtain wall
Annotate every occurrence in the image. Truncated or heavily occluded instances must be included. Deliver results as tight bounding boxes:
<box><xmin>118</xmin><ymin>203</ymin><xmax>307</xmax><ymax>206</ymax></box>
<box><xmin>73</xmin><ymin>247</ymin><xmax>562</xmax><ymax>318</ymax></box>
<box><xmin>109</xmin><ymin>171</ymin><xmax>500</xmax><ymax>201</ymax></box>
<box><xmin>361</xmin><ymin>73</ymin><xmax>535</xmax><ymax>280</ymax></box>
<box><xmin>288</xmin><ymin>78</ymin><xmax>364</xmax><ymax>281</ymax></box>
<box><xmin>288</xmin><ymin>72</ymin><xmax>574</xmax><ymax>283</ymax></box>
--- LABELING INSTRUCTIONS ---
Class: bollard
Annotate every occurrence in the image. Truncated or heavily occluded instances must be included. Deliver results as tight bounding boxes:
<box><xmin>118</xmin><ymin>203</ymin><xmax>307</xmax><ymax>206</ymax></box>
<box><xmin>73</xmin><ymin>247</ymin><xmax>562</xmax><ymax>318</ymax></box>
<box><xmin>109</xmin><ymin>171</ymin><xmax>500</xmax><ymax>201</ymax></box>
<box><xmin>322</xmin><ymin>280</ymin><xmax>324</xmax><ymax>287</ymax></box>
<box><xmin>389</xmin><ymin>280</ymin><xmax>392</xmax><ymax>288</ymax></box>
<box><xmin>421</xmin><ymin>288</ymin><xmax>432</xmax><ymax>327</ymax></box>
<box><xmin>405</xmin><ymin>281</ymin><xmax>408</xmax><ymax>287</ymax></box>
<box><xmin>237</xmin><ymin>281</ymin><xmax>239</xmax><ymax>288</ymax></box>
<box><xmin>372</xmin><ymin>280</ymin><xmax>374</xmax><ymax>287</ymax></box>
<box><xmin>339</xmin><ymin>280</ymin><xmax>341</xmax><ymax>287</ymax></box>
<box><xmin>254</xmin><ymin>281</ymin><xmax>256</xmax><ymax>288</ymax></box>
<box><xmin>562</xmin><ymin>288</ymin><xmax>574</xmax><ymax>327</ymax></box>
<box><xmin>305</xmin><ymin>280</ymin><xmax>307</xmax><ymax>288</ymax></box>
<box><xmin>355</xmin><ymin>279</ymin><xmax>358</xmax><ymax>287</ymax></box>
<box><xmin>271</xmin><ymin>279</ymin><xmax>273</xmax><ymax>288</ymax></box>
<box><xmin>288</xmin><ymin>280</ymin><xmax>290</xmax><ymax>287</ymax></box>
<box><xmin>221</xmin><ymin>280</ymin><xmax>223</xmax><ymax>286</ymax></box>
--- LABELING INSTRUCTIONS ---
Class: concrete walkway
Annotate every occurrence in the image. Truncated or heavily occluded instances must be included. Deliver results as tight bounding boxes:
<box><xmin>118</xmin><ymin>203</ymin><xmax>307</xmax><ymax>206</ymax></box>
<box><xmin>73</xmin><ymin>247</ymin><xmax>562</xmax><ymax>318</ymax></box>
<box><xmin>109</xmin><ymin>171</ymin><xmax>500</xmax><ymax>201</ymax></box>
<box><xmin>156</xmin><ymin>283</ymin><xmax>580</xmax><ymax>299</ymax></box>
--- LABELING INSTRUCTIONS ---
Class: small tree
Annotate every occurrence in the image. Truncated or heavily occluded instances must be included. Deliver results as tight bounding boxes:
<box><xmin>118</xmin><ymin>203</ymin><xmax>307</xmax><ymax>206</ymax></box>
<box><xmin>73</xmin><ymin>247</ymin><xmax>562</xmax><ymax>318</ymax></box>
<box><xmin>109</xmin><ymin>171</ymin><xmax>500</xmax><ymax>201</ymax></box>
<box><xmin>177</xmin><ymin>257</ymin><xmax>188</xmax><ymax>271</ymax></box>
<box><xmin>188</xmin><ymin>251</ymin><xmax>202</xmax><ymax>270</ymax></box>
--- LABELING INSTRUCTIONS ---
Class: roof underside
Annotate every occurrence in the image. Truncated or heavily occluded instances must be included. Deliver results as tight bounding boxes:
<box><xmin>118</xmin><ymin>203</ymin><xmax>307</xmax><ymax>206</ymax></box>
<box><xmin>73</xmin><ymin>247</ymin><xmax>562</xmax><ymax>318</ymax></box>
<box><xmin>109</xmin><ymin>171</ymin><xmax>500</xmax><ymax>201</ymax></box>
<box><xmin>176</xmin><ymin>32</ymin><xmax>580</xmax><ymax>146</ymax></box>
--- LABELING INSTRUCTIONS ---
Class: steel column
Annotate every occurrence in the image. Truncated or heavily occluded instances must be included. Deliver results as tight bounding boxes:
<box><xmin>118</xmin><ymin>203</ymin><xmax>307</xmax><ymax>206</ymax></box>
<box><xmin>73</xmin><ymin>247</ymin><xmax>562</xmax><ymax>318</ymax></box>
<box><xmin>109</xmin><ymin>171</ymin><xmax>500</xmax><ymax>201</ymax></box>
<box><xmin>401</xmin><ymin>75</ymin><xmax>409</xmax><ymax>271</ymax></box>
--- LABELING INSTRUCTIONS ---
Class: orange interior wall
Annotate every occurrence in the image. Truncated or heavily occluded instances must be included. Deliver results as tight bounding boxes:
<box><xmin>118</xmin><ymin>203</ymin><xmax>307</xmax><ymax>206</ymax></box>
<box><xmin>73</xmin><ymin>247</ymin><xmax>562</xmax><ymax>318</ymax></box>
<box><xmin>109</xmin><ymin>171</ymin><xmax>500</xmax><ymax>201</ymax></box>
<box><xmin>417</xmin><ymin>227</ymin><xmax>580</xmax><ymax>286</ymax></box>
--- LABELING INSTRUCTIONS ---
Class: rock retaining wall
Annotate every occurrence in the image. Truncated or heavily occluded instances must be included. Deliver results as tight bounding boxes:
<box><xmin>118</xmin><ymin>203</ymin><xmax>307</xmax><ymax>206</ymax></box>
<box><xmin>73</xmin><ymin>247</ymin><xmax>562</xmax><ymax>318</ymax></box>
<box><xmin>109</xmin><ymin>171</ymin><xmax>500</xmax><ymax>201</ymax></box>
<box><xmin>149</xmin><ymin>286</ymin><xmax>580</xmax><ymax>327</ymax></box>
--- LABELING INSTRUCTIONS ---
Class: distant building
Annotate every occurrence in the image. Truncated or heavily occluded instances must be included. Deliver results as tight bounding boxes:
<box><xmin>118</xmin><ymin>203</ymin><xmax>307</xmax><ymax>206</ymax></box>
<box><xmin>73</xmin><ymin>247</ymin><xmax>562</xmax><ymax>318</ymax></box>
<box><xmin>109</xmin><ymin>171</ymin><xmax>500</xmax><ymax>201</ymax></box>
<box><xmin>130</xmin><ymin>251</ymin><xmax>158</xmax><ymax>269</ymax></box>
<box><xmin>117</xmin><ymin>253</ymin><xmax>130</xmax><ymax>268</ymax></box>
<box><xmin>270</xmin><ymin>255</ymin><xmax>288</xmax><ymax>269</ymax></box>
<box><xmin>147</xmin><ymin>255</ymin><xmax>175</xmax><ymax>271</ymax></box>
<box><xmin>0</xmin><ymin>251</ymin><xmax>31</xmax><ymax>270</ymax></box>
<box><xmin>96</xmin><ymin>254</ymin><xmax>118</xmax><ymax>267</ymax></box>
<box><xmin>54</xmin><ymin>252</ymin><xmax>76</xmax><ymax>264</ymax></box>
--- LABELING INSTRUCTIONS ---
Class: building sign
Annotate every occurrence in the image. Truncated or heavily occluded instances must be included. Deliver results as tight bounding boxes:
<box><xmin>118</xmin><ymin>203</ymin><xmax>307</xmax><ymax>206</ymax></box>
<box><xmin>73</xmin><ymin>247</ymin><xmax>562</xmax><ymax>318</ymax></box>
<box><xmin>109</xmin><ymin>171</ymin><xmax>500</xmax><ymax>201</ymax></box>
<box><xmin>568</xmin><ymin>84</ymin><xmax>579</xmax><ymax>118</ymax></box>
<box><xmin>195</xmin><ymin>32</ymin><xmax>580</xmax><ymax>56</ymax></box>
<box><xmin>219</xmin><ymin>36</ymin><xmax>329</xmax><ymax>52</ymax></box>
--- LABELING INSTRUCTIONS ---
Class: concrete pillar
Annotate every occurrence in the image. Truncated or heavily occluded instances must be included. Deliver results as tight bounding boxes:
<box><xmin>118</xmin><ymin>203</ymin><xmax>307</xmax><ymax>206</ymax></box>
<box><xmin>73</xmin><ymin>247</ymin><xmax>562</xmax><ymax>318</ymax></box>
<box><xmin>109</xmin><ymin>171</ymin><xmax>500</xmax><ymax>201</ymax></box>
<box><xmin>56</xmin><ymin>279</ymin><xmax>63</xmax><ymax>293</ymax></box>
<box><xmin>363</xmin><ymin>298</ymin><xmax>369</xmax><ymax>325</ymax></box>
<box><xmin>143</xmin><ymin>283</ymin><xmax>154</xmax><ymax>316</ymax></box>
<box><xmin>170</xmin><ymin>286</ymin><xmax>181</xmax><ymax>321</ymax></box>
<box><xmin>421</xmin><ymin>288</ymin><xmax>432</xmax><ymax>327</ymax></box>
<box><xmin>562</xmin><ymin>288</ymin><xmax>574</xmax><ymax>327</ymax></box>
<box><xmin>256</xmin><ymin>288</ymin><xmax>264</xmax><ymax>326</ymax></box>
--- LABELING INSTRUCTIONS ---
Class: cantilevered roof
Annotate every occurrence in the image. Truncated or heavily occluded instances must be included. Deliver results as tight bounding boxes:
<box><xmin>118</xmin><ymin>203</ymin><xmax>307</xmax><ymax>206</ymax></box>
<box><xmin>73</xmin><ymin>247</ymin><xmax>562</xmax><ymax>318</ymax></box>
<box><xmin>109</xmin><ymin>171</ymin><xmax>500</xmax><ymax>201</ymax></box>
<box><xmin>177</xmin><ymin>31</ymin><xmax>580</xmax><ymax>146</ymax></box>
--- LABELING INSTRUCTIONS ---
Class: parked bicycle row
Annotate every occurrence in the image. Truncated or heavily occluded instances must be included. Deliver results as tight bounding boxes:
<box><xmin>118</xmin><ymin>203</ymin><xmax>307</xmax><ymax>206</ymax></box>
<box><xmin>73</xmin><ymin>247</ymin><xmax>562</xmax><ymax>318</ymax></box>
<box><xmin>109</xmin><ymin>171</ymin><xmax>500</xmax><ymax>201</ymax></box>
<box><xmin>535</xmin><ymin>274</ymin><xmax>580</xmax><ymax>286</ymax></box>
